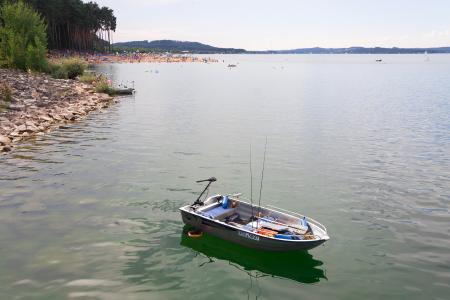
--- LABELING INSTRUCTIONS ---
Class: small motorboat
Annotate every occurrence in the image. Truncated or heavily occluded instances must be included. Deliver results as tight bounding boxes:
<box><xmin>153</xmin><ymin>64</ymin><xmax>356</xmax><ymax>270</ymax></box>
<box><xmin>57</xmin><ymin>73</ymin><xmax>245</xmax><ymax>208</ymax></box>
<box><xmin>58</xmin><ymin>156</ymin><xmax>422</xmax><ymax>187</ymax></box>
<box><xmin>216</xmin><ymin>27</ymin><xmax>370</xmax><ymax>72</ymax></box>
<box><xmin>227</xmin><ymin>64</ymin><xmax>237</xmax><ymax>68</ymax></box>
<box><xmin>113</xmin><ymin>87</ymin><xmax>135</xmax><ymax>95</ymax></box>
<box><xmin>179</xmin><ymin>177</ymin><xmax>330</xmax><ymax>251</ymax></box>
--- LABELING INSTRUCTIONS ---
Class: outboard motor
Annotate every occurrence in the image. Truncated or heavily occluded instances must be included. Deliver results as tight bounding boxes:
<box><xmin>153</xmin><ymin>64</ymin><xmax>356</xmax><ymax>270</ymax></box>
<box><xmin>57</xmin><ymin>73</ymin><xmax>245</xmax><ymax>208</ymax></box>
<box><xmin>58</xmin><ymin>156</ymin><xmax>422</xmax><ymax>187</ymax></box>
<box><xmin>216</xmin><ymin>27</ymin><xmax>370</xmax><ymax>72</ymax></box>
<box><xmin>192</xmin><ymin>177</ymin><xmax>217</xmax><ymax>206</ymax></box>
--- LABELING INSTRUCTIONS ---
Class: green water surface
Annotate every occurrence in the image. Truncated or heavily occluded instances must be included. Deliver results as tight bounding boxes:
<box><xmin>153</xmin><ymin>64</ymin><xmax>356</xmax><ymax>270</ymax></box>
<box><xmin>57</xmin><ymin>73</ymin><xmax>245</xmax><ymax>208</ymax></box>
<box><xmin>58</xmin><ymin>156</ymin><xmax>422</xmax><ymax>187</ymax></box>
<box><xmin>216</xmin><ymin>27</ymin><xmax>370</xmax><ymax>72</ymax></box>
<box><xmin>0</xmin><ymin>54</ymin><xmax>449</xmax><ymax>299</ymax></box>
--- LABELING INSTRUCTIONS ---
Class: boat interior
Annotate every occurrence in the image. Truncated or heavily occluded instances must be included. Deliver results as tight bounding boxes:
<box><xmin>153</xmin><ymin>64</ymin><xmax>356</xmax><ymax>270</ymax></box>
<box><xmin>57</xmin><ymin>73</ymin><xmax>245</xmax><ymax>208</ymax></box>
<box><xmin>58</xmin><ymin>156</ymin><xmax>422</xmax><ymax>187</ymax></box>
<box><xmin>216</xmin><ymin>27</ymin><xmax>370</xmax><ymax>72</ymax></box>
<box><xmin>192</xmin><ymin>195</ymin><xmax>324</xmax><ymax>240</ymax></box>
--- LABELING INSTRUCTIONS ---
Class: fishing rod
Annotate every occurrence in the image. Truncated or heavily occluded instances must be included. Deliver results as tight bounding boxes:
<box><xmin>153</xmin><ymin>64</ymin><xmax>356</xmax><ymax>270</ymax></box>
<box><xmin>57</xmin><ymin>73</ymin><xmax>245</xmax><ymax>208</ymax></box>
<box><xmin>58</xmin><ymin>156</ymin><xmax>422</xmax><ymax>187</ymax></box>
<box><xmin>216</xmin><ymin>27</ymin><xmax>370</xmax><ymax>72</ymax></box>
<box><xmin>257</xmin><ymin>136</ymin><xmax>268</xmax><ymax>229</ymax></box>
<box><xmin>249</xmin><ymin>144</ymin><xmax>254</xmax><ymax>227</ymax></box>
<box><xmin>193</xmin><ymin>177</ymin><xmax>217</xmax><ymax>206</ymax></box>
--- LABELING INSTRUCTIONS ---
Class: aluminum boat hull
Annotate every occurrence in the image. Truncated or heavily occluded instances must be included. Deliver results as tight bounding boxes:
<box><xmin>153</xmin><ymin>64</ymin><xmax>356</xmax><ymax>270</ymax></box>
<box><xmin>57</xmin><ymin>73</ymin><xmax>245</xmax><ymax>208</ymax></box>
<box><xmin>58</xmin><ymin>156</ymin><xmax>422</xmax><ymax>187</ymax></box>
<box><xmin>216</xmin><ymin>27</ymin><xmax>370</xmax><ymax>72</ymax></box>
<box><xmin>180</xmin><ymin>198</ymin><xmax>328</xmax><ymax>252</ymax></box>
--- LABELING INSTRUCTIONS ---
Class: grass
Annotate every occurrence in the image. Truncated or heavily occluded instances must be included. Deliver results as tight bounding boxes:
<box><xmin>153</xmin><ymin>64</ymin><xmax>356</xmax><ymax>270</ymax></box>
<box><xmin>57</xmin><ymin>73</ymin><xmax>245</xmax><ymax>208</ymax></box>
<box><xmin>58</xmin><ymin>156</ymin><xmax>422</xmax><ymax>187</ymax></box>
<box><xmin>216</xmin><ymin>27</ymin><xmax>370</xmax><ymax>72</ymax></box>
<box><xmin>0</xmin><ymin>82</ymin><xmax>12</xmax><ymax>111</ymax></box>
<box><xmin>47</xmin><ymin>57</ymin><xmax>87</xmax><ymax>80</ymax></box>
<box><xmin>62</xmin><ymin>57</ymin><xmax>86</xmax><ymax>79</ymax></box>
<box><xmin>94</xmin><ymin>76</ymin><xmax>115</xmax><ymax>95</ymax></box>
<box><xmin>80</xmin><ymin>72</ymin><xmax>117</xmax><ymax>95</ymax></box>
<box><xmin>47</xmin><ymin>63</ymin><xmax>67</xmax><ymax>79</ymax></box>
<box><xmin>78</xmin><ymin>72</ymin><xmax>97</xmax><ymax>84</ymax></box>
<box><xmin>46</xmin><ymin>59</ymin><xmax>116</xmax><ymax>96</ymax></box>
<box><xmin>0</xmin><ymin>82</ymin><xmax>12</xmax><ymax>102</ymax></box>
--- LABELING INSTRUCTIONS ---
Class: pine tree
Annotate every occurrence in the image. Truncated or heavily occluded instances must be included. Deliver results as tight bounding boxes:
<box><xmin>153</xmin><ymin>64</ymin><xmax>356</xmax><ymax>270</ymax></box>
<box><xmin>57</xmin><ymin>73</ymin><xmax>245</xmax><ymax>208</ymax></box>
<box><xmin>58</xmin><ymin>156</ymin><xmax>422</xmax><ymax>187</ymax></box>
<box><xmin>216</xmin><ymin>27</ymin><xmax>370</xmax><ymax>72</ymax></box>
<box><xmin>23</xmin><ymin>0</ymin><xmax>116</xmax><ymax>52</ymax></box>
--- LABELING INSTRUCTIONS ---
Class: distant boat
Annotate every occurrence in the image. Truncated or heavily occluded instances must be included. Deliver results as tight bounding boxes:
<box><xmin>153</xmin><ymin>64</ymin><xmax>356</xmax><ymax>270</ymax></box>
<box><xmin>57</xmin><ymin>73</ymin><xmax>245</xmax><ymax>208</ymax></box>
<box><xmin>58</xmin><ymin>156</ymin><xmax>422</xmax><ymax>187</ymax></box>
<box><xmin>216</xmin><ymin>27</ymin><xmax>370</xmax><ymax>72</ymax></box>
<box><xmin>114</xmin><ymin>88</ymin><xmax>135</xmax><ymax>95</ymax></box>
<box><xmin>227</xmin><ymin>64</ymin><xmax>237</xmax><ymax>68</ymax></box>
<box><xmin>376</xmin><ymin>59</ymin><xmax>382</xmax><ymax>62</ymax></box>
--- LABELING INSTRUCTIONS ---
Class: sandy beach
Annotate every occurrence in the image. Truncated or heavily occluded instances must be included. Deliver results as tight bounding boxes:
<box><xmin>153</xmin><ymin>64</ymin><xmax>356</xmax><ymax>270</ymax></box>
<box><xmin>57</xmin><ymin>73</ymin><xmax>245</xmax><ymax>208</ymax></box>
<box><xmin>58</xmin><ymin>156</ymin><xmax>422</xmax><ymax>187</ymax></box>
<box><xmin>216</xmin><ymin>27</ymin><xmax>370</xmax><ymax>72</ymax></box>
<box><xmin>49</xmin><ymin>51</ymin><xmax>219</xmax><ymax>65</ymax></box>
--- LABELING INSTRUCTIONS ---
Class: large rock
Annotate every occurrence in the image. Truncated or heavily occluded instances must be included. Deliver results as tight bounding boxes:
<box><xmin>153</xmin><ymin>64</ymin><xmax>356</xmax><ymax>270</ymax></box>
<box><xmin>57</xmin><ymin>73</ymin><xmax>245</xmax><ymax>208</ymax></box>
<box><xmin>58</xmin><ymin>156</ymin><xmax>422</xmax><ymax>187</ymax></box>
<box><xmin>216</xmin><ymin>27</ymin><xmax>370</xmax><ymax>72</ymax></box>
<box><xmin>0</xmin><ymin>135</ymin><xmax>11</xmax><ymax>145</ymax></box>
<box><xmin>26</xmin><ymin>124</ymin><xmax>39</xmax><ymax>132</ymax></box>
<box><xmin>63</xmin><ymin>113</ymin><xmax>75</xmax><ymax>121</ymax></box>
<box><xmin>25</xmin><ymin>120</ymin><xmax>36</xmax><ymax>127</ymax></box>
<box><xmin>39</xmin><ymin>115</ymin><xmax>52</xmax><ymax>122</ymax></box>
<box><xmin>49</xmin><ymin>113</ymin><xmax>62</xmax><ymax>121</ymax></box>
<box><xmin>16</xmin><ymin>124</ymin><xmax>26</xmax><ymax>132</ymax></box>
<box><xmin>1</xmin><ymin>145</ymin><xmax>12</xmax><ymax>152</ymax></box>
<box><xmin>9</xmin><ymin>104</ymin><xmax>25</xmax><ymax>111</ymax></box>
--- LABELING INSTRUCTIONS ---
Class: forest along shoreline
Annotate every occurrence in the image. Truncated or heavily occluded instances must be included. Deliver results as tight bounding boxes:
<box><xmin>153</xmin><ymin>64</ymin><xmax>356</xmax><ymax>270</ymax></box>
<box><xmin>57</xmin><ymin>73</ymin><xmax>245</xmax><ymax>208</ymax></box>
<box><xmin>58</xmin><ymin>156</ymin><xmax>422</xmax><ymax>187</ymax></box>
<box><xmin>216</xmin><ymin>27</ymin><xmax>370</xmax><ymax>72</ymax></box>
<box><xmin>0</xmin><ymin>68</ymin><xmax>117</xmax><ymax>153</ymax></box>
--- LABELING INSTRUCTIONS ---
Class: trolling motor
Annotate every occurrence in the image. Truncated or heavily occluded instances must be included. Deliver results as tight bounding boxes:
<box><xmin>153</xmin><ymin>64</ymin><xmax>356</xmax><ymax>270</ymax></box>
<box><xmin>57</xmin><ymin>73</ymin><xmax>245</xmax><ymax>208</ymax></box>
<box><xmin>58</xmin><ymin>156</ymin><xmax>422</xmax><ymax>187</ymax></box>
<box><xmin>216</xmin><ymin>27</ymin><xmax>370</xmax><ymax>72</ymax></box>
<box><xmin>193</xmin><ymin>177</ymin><xmax>217</xmax><ymax>206</ymax></box>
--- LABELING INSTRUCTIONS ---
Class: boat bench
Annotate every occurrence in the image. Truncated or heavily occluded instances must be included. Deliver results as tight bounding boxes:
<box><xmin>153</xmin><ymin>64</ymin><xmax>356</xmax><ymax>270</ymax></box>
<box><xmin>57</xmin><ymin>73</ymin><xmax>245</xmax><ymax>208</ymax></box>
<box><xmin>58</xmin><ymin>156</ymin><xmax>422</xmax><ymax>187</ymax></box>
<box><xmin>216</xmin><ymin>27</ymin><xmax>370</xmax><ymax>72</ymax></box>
<box><xmin>202</xmin><ymin>206</ymin><xmax>235</xmax><ymax>220</ymax></box>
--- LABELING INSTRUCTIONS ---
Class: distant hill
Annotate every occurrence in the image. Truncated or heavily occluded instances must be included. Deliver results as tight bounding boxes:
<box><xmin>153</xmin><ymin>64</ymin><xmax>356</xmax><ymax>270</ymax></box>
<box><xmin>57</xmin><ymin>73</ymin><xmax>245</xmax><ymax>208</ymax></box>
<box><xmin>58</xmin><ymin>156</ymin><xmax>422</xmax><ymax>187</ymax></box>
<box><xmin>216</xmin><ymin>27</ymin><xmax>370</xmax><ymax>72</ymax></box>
<box><xmin>113</xmin><ymin>40</ymin><xmax>246</xmax><ymax>53</ymax></box>
<box><xmin>265</xmin><ymin>46</ymin><xmax>450</xmax><ymax>54</ymax></box>
<box><xmin>113</xmin><ymin>40</ymin><xmax>450</xmax><ymax>54</ymax></box>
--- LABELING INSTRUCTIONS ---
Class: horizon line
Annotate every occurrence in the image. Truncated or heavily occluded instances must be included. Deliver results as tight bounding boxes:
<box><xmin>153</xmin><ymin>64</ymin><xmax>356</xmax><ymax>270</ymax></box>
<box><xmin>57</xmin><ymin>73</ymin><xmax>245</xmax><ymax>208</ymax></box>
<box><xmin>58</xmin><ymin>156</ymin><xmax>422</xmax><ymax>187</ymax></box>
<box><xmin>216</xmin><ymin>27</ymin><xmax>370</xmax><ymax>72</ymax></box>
<box><xmin>112</xmin><ymin>39</ymin><xmax>450</xmax><ymax>51</ymax></box>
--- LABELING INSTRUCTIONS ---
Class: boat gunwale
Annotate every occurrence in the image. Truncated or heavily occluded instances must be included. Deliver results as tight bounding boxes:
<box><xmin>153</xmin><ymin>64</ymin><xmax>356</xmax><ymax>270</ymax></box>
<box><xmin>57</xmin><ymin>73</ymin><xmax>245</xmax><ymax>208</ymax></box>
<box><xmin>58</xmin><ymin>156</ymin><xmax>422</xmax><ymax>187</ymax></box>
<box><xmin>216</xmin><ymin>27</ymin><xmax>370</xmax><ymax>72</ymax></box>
<box><xmin>180</xmin><ymin>195</ymin><xmax>329</xmax><ymax>243</ymax></box>
<box><xmin>236</xmin><ymin>196</ymin><xmax>329</xmax><ymax>234</ymax></box>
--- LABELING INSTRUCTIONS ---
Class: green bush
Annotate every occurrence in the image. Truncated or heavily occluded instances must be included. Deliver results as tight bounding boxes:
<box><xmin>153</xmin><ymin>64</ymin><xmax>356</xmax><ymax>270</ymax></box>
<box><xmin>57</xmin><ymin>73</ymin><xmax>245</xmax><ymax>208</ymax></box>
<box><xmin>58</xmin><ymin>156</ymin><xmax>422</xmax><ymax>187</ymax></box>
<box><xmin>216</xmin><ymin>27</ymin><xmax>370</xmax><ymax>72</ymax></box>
<box><xmin>95</xmin><ymin>77</ymin><xmax>115</xmax><ymax>95</ymax></box>
<box><xmin>0</xmin><ymin>82</ymin><xmax>12</xmax><ymax>102</ymax></box>
<box><xmin>46</xmin><ymin>58</ymin><xmax>87</xmax><ymax>79</ymax></box>
<box><xmin>60</xmin><ymin>57</ymin><xmax>86</xmax><ymax>79</ymax></box>
<box><xmin>79</xmin><ymin>72</ymin><xmax>97</xmax><ymax>84</ymax></box>
<box><xmin>0</xmin><ymin>1</ymin><xmax>48</xmax><ymax>71</ymax></box>
<box><xmin>0</xmin><ymin>82</ymin><xmax>12</xmax><ymax>111</ymax></box>
<box><xmin>47</xmin><ymin>63</ymin><xmax>67</xmax><ymax>79</ymax></box>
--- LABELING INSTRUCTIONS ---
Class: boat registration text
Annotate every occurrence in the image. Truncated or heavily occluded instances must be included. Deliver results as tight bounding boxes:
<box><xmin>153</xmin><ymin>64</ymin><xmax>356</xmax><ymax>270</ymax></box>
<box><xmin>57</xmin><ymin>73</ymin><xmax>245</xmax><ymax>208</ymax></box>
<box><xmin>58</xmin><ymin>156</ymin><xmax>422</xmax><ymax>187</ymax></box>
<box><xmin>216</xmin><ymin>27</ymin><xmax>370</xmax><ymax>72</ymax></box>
<box><xmin>238</xmin><ymin>231</ymin><xmax>259</xmax><ymax>241</ymax></box>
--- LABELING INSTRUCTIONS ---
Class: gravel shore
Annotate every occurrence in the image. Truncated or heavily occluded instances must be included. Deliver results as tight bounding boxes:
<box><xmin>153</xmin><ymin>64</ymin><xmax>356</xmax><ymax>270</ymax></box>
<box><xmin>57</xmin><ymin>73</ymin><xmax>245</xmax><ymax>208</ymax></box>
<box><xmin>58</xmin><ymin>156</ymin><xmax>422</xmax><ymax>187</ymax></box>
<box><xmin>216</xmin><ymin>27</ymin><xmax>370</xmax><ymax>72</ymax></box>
<box><xmin>0</xmin><ymin>69</ymin><xmax>117</xmax><ymax>153</ymax></box>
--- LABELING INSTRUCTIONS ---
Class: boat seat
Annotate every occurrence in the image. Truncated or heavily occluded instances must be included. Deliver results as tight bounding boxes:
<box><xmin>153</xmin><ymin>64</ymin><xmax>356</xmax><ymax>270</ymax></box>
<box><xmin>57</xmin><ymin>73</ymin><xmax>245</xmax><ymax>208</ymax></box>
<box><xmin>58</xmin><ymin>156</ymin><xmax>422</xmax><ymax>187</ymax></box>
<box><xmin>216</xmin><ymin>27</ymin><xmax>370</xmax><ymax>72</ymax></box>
<box><xmin>202</xmin><ymin>206</ymin><xmax>235</xmax><ymax>220</ymax></box>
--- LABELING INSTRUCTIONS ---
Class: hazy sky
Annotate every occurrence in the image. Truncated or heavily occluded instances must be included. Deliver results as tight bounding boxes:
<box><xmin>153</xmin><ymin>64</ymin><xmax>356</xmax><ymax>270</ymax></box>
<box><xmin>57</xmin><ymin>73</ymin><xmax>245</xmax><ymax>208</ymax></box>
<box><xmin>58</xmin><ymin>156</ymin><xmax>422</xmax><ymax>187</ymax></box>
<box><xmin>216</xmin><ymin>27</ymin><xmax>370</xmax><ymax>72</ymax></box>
<box><xmin>90</xmin><ymin>0</ymin><xmax>450</xmax><ymax>50</ymax></box>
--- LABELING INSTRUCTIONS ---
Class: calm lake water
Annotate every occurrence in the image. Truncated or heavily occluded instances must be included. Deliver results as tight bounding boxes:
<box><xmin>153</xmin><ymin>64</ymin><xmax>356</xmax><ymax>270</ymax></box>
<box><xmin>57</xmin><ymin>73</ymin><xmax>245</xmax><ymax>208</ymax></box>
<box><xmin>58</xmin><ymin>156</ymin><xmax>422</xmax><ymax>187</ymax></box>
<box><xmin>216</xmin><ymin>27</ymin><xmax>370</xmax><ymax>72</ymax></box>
<box><xmin>1</xmin><ymin>54</ymin><xmax>449</xmax><ymax>299</ymax></box>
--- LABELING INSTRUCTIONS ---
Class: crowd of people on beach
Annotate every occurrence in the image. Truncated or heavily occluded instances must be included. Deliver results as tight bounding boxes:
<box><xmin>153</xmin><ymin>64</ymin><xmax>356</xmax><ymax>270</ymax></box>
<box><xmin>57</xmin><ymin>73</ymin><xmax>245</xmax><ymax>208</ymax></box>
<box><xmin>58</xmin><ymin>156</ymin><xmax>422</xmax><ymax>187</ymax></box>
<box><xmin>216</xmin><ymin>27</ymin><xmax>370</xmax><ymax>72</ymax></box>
<box><xmin>48</xmin><ymin>50</ymin><xmax>218</xmax><ymax>64</ymax></box>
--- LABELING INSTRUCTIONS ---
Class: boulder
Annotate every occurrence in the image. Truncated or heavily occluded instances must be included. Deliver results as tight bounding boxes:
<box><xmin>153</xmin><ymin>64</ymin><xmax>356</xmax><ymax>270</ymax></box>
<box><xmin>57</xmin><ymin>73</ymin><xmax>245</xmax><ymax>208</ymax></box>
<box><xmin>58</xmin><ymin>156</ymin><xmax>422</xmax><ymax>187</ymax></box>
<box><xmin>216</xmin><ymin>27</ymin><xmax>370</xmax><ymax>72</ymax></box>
<box><xmin>39</xmin><ymin>115</ymin><xmax>52</xmax><ymax>122</ymax></box>
<box><xmin>26</xmin><ymin>125</ymin><xmax>39</xmax><ymax>132</ymax></box>
<box><xmin>0</xmin><ymin>135</ymin><xmax>11</xmax><ymax>145</ymax></box>
<box><xmin>50</xmin><ymin>113</ymin><xmax>62</xmax><ymax>121</ymax></box>
<box><xmin>1</xmin><ymin>145</ymin><xmax>12</xmax><ymax>152</ymax></box>
<box><xmin>25</xmin><ymin>120</ymin><xmax>36</xmax><ymax>127</ymax></box>
<box><xmin>9</xmin><ymin>104</ymin><xmax>25</xmax><ymax>111</ymax></box>
<box><xmin>63</xmin><ymin>113</ymin><xmax>75</xmax><ymax>121</ymax></box>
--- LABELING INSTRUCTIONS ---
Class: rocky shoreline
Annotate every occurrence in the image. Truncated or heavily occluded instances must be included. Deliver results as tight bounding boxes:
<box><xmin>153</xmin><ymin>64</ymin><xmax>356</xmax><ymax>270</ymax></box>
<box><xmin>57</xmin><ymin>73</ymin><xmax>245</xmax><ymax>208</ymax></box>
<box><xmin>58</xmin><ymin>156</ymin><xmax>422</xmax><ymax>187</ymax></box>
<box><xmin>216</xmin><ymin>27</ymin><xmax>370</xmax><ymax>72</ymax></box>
<box><xmin>0</xmin><ymin>69</ymin><xmax>117</xmax><ymax>153</ymax></box>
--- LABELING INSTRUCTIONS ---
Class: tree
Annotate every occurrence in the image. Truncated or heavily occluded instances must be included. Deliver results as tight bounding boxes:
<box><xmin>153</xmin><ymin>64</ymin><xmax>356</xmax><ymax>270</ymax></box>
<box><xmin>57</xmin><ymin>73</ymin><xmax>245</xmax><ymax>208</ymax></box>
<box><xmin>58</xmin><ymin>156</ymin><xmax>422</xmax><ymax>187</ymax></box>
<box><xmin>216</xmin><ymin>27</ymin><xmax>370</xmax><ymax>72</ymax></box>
<box><xmin>0</xmin><ymin>0</ymin><xmax>48</xmax><ymax>71</ymax></box>
<box><xmin>22</xmin><ymin>0</ymin><xmax>116</xmax><ymax>52</ymax></box>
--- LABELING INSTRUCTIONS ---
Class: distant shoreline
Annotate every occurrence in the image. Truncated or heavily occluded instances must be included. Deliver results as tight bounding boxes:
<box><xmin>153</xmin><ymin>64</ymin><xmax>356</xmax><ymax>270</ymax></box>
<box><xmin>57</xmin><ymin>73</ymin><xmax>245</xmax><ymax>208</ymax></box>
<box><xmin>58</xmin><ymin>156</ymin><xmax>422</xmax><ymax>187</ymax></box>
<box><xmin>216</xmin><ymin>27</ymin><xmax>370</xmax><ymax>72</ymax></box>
<box><xmin>111</xmin><ymin>40</ymin><xmax>450</xmax><ymax>55</ymax></box>
<box><xmin>49</xmin><ymin>51</ymin><xmax>218</xmax><ymax>65</ymax></box>
<box><xmin>248</xmin><ymin>46</ymin><xmax>450</xmax><ymax>55</ymax></box>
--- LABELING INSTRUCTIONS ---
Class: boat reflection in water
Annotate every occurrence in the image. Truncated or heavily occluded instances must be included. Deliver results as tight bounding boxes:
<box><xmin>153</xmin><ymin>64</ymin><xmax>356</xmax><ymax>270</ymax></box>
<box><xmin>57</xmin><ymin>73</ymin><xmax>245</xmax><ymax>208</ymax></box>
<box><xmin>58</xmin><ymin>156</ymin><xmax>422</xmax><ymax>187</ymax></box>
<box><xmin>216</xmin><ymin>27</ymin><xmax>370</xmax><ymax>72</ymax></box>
<box><xmin>180</xmin><ymin>226</ymin><xmax>327</xmax><ymax>284</ymax></box>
